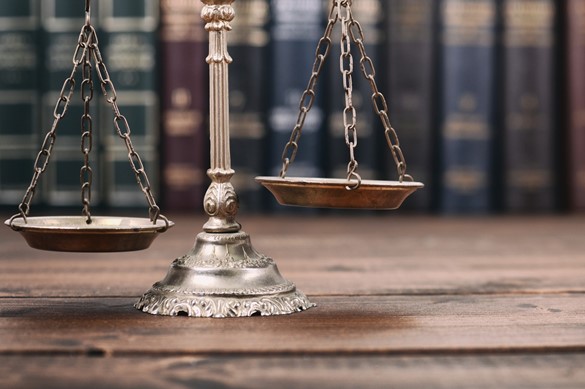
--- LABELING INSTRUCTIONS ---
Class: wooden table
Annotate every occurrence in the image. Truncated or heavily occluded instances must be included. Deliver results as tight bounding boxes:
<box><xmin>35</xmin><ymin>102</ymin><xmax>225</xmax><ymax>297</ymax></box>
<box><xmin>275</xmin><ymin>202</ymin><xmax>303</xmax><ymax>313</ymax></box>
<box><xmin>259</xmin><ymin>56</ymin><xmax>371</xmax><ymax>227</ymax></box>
<box><xmin>1</xmin><ymin>214</ymin><xmax>584</xmax><ymax>388</ymax></box>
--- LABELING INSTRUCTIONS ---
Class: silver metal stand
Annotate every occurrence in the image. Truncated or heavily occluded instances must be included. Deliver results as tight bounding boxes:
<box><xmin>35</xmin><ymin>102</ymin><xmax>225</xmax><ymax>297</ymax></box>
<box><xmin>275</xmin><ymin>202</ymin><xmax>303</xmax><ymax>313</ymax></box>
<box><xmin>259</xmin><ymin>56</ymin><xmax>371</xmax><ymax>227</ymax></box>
<box><xmin>135</xmin><ymin>0</ymin><xmax>314</xmax><ymax>317</ymax></box>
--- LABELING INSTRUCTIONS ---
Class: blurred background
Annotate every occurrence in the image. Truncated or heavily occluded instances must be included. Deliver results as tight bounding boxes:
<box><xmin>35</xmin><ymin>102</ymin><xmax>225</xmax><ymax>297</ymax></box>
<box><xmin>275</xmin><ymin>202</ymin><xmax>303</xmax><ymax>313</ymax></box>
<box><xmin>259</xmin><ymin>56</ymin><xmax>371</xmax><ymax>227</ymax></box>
<box><xmin>0</xmin><ymin>0</ymin><xmax>582</xmax><ymax>215</ymax></box>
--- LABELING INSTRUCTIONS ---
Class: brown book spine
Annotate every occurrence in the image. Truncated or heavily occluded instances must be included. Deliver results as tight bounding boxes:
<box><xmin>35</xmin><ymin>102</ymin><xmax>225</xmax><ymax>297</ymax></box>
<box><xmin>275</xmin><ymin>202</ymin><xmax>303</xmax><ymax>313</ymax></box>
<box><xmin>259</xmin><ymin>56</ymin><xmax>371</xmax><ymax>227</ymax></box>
<box><xmin>503</xmin><ymin>0</ymin><xmax>556</xmax><ymax>212</ymax></box>
<box><xmin>160</xmin><ymin>0</ymin><xmax>208</xmax><ymax>211</ymax></box>
<box><xmin>386</xmin><ymin>0</ymin><xmax>436</xmax><ymax>211</ymax></box>
<box><xmin>567</xmin><ymin>0</ymin><xmax>585</xmax><ymax>211</ymax></box>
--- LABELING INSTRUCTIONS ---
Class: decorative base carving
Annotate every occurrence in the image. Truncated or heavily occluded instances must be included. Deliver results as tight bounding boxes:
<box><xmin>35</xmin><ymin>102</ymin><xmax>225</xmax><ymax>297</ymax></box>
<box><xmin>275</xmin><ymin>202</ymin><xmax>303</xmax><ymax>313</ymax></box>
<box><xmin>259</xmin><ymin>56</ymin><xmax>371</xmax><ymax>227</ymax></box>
<box><xmin>135</xmin><ymin>290</ymin><xmax>313</xmax><ymax>318</ymax></box>
<box><xmin>135</xmin><ymin>230</ymin><xmax>315</xmax><ymax>317</ymax></box>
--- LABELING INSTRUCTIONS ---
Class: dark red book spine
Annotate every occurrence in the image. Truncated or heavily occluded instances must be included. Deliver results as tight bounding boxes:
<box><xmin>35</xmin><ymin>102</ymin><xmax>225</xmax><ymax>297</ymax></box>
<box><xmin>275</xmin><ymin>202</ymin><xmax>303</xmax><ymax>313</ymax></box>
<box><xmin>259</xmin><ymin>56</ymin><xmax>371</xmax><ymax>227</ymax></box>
<box><xmin>567</xmin><ymin>0</ymin><xmax>585</xmax><ymax>211</ymax></box>
<box><xmin>160</xmin><ymin>0</ymin><xmax>208</xmax><ymax>211</ymax></box>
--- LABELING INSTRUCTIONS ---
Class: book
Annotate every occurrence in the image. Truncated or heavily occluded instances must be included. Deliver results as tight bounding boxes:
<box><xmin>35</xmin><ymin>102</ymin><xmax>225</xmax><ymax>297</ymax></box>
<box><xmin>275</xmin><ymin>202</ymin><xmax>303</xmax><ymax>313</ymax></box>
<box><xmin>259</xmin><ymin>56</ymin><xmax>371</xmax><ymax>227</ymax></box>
<box><xmin>502</xmin><ymin>0</ymin><xmax>556</xmax><ymax>212</ymax></box>
<box><xmin>40</xmin><ymin>0</ymin><xmax>98</xmax><ymax>207</ymax></box>
<box><xmin>439</xmin><ymin>0</ymin><xmax>497</xmax><ymax>213</ymax></box>
<box><xmin>98</xmin><ymin>0</ymin><xmax>160</xmax><ymax>208</ymax></box>
<box><xmin>326</xmin><ymin>0</ymin><xmax>383</xmax><ymax>185</ymax></box>
<box><xmin>267</xmin><ymin>0</ymin><xmax>326</xmax><ymax>210</ymax></box>
<box><xmin>0</xmin><ymin>0</ymin><xmax>40</xmax><ymax>205</ymax></box>
<box><xmin>159</xmin><ymin>0</ymin><xmax>208</xmax><ymax>211</ymax></box>
<box><xmin>228</xmin><ymin>0</ymin><xmax>270</xmax><ymax>213</ymax></box>
<box><xmin>385</xmin><ymin>0</ymin><xmax>437</xmax><ymax>212</ymax></box>
<box><xmin>567</xmin><ymin>0</ymin><xmax>585</xmax><ymax>211</ymax></box>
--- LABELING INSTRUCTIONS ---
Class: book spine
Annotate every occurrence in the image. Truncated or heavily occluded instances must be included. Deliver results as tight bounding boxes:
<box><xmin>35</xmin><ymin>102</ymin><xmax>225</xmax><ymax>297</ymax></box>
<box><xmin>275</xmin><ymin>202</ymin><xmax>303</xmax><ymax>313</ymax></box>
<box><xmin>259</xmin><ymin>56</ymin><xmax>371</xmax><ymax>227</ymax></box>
<box><xmin>503</xmin><ymin>0</ymin><xmax>556</xmax><ymax>212</ymax></box>
<box><xmin>0</xmin><ymin>0</ymin><xmax>40</xmax><ymax>204</ymax></box>
<box><xmin>567</xmin><ymin>0</ymin><xmax>585</xmax><ymax>211</ymax></box>
<box><xmin>439</xmin><ymin>0</ymin><xmax>497</xmax><ymax>213</ymax></box>
<box><xmin>98</xmin><ymin>0</ymin><xmax>160</xmax><ymax>208</ymax></box>
<box><xmin>326</xmin><ymin>0</ymin><xmax>383</xmax><ymax>184</ymax></box>
<box><xmin>159</xmin><ymin>0</ymin><xmax>207</xmax><ymax>211</ymax></box>
<box><xmin>267</xmin><ymin>0</ymin><xmax>326</xmax><ymax>207</ymax></box>
<box><xmin>40</xmin><ymin>0</ymin><xmax>94</xmax><ymax>207</ymax></box>
<box><xmin>385</xmin><ymin>0</ymin><xmax>436</xmax><ymax>211</ymax></box>
<box><xmin>228</xmin><ymin>0</ymin><xmax>270</xmax><ymax>212</ymax></box>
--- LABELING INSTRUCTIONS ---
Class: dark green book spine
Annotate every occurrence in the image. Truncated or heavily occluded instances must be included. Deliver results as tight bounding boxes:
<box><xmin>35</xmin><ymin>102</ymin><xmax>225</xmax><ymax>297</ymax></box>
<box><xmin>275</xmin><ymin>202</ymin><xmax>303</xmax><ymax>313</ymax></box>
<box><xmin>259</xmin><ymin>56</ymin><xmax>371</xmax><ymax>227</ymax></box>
<box><xmin>40</xmin><ymin>0</ymin><xmax>94</xmax><ymax>206</ymax></box>
<box><xmin>98</xmin><ymin>0</ymin><xmax>159</xmax><ymax>207</ymax></box>
<box><xmin>0</xmin><ymin>0</ymin><xmax>40</xmax><ymax>204</ymax></box>
<box><xmin>503</xmin><ymin>0</ymin><xmax>556</xmax><ymax>212</ymax></box>
<box><xmin>439</xmin><ymin>0</ymin><xmax>497</xmax><ymax>213</ymax></box>
<box><xmin>386</xmin><ymin>0</ymin><xmax>436</xmax><ymax>212</ymax></box>
<box><xmin>229</xmin><ymin>0</ymin><xmax>270</xmax><ymax>212</ymax></box>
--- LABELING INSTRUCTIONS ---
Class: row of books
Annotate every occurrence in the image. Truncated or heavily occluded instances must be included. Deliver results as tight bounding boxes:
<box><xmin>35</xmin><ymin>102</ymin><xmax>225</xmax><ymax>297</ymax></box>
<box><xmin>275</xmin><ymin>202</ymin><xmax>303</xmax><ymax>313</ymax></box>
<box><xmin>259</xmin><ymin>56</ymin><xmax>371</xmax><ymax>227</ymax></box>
<box><xmin>0</xmin><ymin>0</ymin><xmax>160</xmax><ymax>213</ymax></box>
<box><xmin>0</xmin><ymin>0</ymin><xmax>584</xmax><ymax>214</ymax></box>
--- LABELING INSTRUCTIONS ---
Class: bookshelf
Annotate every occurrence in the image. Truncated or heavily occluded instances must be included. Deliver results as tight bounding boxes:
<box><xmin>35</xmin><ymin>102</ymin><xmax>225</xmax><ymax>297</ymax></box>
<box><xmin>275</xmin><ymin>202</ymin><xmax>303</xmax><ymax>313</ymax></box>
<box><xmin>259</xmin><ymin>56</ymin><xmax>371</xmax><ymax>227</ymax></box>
<box><xmin>0</xmin><ymin>0</ymin><xmax>579</xmax><ymax>214</ymax></box>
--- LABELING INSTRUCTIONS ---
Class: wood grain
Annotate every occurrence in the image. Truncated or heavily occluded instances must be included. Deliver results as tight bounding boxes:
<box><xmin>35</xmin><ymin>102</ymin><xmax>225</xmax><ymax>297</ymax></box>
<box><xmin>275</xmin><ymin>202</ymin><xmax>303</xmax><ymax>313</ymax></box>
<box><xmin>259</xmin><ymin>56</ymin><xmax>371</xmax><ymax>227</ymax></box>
<box><xmin>1</xmin><ymin>215</ymin><xmax>584</xmax><ymax>388</ymax></box>
<box><xmin>1</xmin><ymin>215</ymin><xmax>584</xmax><ymax>297</ymax></box>
<box><xmin>1</xmin><ymin>353</ymin><xmax>584</xmax><ymax>389</ymax></box>
<box><xmin>1</xmin><ymin>295</ymin><xmax>584</xmax><ymax>355</ymax></box>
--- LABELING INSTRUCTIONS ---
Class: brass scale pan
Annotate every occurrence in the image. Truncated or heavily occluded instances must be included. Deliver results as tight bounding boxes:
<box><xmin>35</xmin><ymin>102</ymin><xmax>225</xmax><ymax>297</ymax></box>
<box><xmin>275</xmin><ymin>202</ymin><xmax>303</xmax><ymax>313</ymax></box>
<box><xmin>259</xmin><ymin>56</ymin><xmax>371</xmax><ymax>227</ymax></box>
<box><xmin>5</xmin><ymin>216</ymin><xmax>173</xmax><ymax>252</ymax></box>
<box><xmin>256</xmin><ymin>177</ymin><xmax>423</xmax><ymax>210</ymax></box>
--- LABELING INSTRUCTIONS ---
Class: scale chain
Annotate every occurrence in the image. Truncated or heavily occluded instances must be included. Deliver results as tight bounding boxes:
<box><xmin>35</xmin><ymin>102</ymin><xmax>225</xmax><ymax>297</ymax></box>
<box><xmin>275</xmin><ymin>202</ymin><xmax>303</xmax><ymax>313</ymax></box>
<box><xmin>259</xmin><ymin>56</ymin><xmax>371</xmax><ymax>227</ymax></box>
<box><xmin>12</xmin><ymin>18</ymin><xmax>95</xmax><ymax>224</ymax></box>
<box><xmin>338</xmin><ymin>0</ymin><xmax>361</xmax><ymax>190</ymax></box>
<box><xmin>347</xmin><ymin>10</ymin><xmax>412</xmax><ymax>182</ymax></box>
<box><xmin>80</xmin><ymin>26</ymin><xmax>95</xmax><ymax>224</ymax></box>
<box><xmin>277</xmin><ymin>0</ymin><xmax>412</xmax><ymax>184</ymax></box>
<box><xmin>11</xmin><ymin>0</ymin><xmax>168</xmax><ymax>229</ymax></box>
<box><xmin>91</xmin><ymin>37</ymin><xmax>165</xmax><ymax>225</ymax></box>
<box><xmin>279</xmin><ymin>1</ymin><xmax>338</xmax><ymax>178</ymax></box>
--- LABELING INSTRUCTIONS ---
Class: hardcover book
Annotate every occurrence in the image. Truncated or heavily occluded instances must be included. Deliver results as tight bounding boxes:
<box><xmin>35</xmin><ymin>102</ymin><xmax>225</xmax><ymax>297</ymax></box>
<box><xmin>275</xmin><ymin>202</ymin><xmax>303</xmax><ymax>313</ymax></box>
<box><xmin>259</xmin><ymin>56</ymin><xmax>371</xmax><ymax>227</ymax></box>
<box><xmin>439</xmin><ymin>0</ymin><xmax>497</xmax><ymax>213</ymax></box>
<box><xmin>229</xmin><ymin>0</ymin><xmax>270</xmax><ymax>212</ymax></box>
<box><xmin>159</xmin><ymin>0</ymin><xmax>208</xmax><ymax>211</ymax></box>
<box><xmin>0</xmin><ymin>0</ymin><xmax>40</xmax><ymax>204</ymax></box>
<box><xmin>502</xmin><ymin>0</ymin><xmax>556</xmax><ymax>212</ymax></box>
<box><xmin>40</xmin><ymin>0</ymin><xmax>97</xmax><ymax>206</ymax></box>
<box><xmin>386</xmin><ymin>0</ymin><xmax>436</xmax><ymax>211</ymax></box>
<box><xmin>267</xmin><ymin>0</ymin><xmax>326</xmax><ymax>211</ymax></box>
<box><xmin>567</xmin><ymin>0</ymin><xmax>585</xmax><ymax>211</ymax></box>
<box><xmin>98</xmin><ymin>0</ymin><xmax>159</xmax><ymax>207</ymax></box>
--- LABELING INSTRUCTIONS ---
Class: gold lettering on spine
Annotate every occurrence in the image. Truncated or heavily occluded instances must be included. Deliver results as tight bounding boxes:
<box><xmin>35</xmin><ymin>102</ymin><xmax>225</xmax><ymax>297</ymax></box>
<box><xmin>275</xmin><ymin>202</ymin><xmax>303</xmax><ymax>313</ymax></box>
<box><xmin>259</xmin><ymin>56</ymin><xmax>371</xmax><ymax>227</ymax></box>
<box><xmin>443</xmin><ymin>0</ymin><xmax>496</xmax><ymax>46</ymax></box>
<box><xmin>505</xmin><ymin>0</ymin><xmax>554</xmax><ymax>47</ymax></box>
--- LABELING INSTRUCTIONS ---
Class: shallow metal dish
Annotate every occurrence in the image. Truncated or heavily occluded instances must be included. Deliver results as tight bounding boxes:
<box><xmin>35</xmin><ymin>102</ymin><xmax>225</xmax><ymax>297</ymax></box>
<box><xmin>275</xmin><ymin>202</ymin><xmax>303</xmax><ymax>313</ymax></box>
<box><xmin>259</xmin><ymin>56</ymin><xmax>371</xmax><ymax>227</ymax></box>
<box><xmin>5</xmin><ymin>216</ymin><xmax>174</xmax><ymax>252</ymax></box>
<box><xmin>255</xmin><ymin>176</ymin><xmax>423</xmax><ymax>210</ymax></box>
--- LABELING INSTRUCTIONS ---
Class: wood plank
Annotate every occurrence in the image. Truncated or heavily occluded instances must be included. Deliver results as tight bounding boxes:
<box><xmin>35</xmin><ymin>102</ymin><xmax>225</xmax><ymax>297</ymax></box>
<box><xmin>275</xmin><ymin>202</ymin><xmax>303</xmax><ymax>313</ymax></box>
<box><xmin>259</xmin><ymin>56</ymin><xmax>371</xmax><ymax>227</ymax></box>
<box><xmin>1</xmin><ymin>215</ymin><xmax>584</xmax><ymax>297</ymax></box>
<box><xmin>1</xmin><ymin>295</ymin><xmax>584</xmax><ymax>354</ymax></box>
<box><xmin>1</xmin><ymin>353</ymin><xmax>584</xmax><ymax>389</ymax></box>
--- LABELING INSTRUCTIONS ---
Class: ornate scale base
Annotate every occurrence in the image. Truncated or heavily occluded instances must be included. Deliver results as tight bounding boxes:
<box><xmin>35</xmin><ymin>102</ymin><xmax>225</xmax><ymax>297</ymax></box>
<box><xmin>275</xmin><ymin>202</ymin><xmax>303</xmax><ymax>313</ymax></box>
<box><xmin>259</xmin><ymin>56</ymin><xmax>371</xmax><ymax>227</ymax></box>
<box><xmin>135</xmin><ymin>230</ymin><xmax>314</xmax><ymax>317</ymax></box>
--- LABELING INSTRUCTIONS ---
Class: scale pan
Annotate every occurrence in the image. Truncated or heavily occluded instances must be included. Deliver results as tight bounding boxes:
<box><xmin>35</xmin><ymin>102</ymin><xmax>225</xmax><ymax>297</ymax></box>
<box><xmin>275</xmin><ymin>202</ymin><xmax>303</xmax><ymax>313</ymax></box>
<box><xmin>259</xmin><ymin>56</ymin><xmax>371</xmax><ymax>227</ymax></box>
<box><xmin>256</xmin><ymin>177</ymin><xmax>423</xmax><ymax>210</ymax></box>
<box><xmin>5</xmin><ymin>216</ymin><xmax>173</xmax><ymax>252</ymax></box>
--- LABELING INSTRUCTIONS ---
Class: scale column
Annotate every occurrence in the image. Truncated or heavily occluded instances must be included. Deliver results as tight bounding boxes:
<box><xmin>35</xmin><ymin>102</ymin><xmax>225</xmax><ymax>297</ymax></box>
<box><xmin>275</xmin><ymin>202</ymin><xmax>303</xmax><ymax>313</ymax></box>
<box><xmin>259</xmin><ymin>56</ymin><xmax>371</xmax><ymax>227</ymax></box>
<box><xmin>201</xmin><ymin>0</ymin><xmax>239</xmax><ymax>233</ymax></box>
<box><xmin>134</xmin><ymin>0</ymin><xmax>314</xmax><ymax>317</ymax></box>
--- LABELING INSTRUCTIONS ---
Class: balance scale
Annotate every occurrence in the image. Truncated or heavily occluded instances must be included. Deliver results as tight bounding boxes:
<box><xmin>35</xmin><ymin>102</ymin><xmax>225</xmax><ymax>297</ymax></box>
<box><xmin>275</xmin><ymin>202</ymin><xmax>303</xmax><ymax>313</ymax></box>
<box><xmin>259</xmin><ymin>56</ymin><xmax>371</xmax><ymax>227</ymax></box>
<box><xmin>4</xmin><ymin>0</ymin><xmax>423</xmax><ymax>318</ymax></box>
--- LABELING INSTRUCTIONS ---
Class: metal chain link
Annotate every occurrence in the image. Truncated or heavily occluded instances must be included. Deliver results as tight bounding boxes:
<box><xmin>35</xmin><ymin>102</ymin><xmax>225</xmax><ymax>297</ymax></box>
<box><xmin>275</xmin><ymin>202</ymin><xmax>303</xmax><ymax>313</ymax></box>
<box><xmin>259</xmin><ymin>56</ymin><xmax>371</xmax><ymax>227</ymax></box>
<box><xmin>277</xmin><ymin>0</ymin><xmax>412</xmax><ymax>184</ymax></box>
<box><xmin>347</xmin><ymin>10</ymin><xmax>412</xmax><ymax>182</ymax></box>
<box><xmin>91</xmin><ymin>36</ymin><xmax>167</xmax><ymax>226</ymax></box>
<box><xmin>279</xmin><ymin>1</ymin><xmax>338</xmax><ymax>178</ymax></box>
<box><xmin>80</xmin><ymin>25</ymin><xmax>95</xmax><ymax>224</ymax></box>
<box><xmin>11</xmin><ymin>15</ymin><xmax>94</xmax><ymax>225</ymax></box>
<box><xmin>11</xmin><ymin>0</ymin><xmax>168</xmax><ymax>229</ymax></box>
<box><xmin>338</xmin><ymin>0</ymin><xmax>361</xmax><ymax>190</ymax></box>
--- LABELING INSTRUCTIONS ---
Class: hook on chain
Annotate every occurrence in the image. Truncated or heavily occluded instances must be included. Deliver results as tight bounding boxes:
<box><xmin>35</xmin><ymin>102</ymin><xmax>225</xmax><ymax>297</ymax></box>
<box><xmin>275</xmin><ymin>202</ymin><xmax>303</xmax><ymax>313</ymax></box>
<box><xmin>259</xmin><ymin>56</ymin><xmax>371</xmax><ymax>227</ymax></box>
<box><xmin>84</xmin><ymin>0</ymin><xmax>91</xmax><ymax>27</ymax></box>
